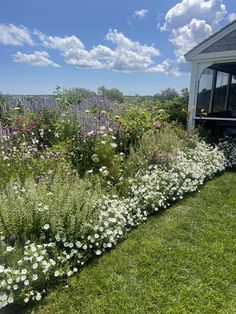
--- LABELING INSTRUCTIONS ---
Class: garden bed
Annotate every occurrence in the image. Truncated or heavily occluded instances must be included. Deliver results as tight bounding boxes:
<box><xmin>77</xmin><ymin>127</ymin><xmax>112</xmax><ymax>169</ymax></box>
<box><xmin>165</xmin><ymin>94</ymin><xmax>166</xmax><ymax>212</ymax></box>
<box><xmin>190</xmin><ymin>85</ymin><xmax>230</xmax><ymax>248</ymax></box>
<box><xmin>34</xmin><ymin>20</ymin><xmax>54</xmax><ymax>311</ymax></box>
<box><xmin>0</xmin><ymin>95</ymin><xmax>235</xmax><ymax>311</ymax></box>
<box><xmin>27</xmin><ymin>171</ymin><xmax>236</xmax><ymax>314</ymax></box>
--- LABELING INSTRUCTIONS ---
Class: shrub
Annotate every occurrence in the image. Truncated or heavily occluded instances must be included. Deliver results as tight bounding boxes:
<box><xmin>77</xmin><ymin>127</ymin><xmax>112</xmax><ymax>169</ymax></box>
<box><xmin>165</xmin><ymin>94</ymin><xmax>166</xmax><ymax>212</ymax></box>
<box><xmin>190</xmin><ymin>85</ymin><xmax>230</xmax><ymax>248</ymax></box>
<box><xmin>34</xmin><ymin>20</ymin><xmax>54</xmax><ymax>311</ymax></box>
<box><xmin>153</xmin><ymin>88</ymin><xmax>179</xmax><ymax>102</ymax></box>
<box><xmin>54</xmin><ymin>86</ymin><xmax>96</xmax><ymax>106</ymax></box>
<box><xmin>160</xmin><ymin>96</ymin><xmax>188</xmax><ymax>127</ymax></box>
<box><xmin>218</xmin><ymin>138</ymin><xmax>236</xmax><ymax>168</ymax></box>
<box><xmin>116</xmin><ymin>105</ymin><xmax>167</xmax><ymax>151</ymax></box>
<box><xmin>98</xmin><ymin>86</ymin><xmax>124</xmax><ymax>103</ymax></box>
<box><xmin>0</xmin><ymin>175</ymin><xmax>103</xmax><ymax>244</ymax></box>
<box><xmin>67</xmin><ymin>126</ymin><xmax>123</xmax><ymax>184</ymax></box>
<box><xmin>0</xmin><ymin>92</ymin><xmax>11</xmax><ymax>126</ymax></box>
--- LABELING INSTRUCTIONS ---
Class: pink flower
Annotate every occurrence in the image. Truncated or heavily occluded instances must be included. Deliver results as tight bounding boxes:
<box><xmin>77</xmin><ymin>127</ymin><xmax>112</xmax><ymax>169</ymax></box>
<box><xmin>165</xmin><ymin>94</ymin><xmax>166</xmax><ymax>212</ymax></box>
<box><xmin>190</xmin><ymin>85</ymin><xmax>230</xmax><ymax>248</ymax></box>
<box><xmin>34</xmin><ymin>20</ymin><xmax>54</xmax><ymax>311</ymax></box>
<box><xmin>85</xmin><ymin>130</ymin><xmax>94</xmax><ymax>138</ymax></box>
<box><xmin>15</xmin><ymin>118</ymin><xmax>22</xmax><ymax>125</ymax></box>
<box><xmin>154</xmin><ymin>122</ymin><xmax>161</xmax><ymax>130</ymax></box>
<box><xmin>111</xmin><ymin>143</ymin><xmax>117</xmax><ymax>148</ymax></box>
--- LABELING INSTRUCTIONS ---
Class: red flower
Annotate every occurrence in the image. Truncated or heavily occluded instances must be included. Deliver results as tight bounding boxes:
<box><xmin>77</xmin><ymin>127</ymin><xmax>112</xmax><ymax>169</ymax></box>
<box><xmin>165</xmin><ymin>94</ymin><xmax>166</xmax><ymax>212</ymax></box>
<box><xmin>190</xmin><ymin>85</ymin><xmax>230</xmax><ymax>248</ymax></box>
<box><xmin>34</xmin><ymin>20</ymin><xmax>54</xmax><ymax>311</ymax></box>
<box><xmin>15</xmin><ymin>118</ymin><xmax>22</xmax><ymax>125</ymax></box>
<box><xmin>29</xmin><ymin>119</ymin><xmax>36</xmax><ymax>127</ymax></box>
<box><xmin>154</xmin><ymin>122</ymin><xmax>161</xmax><ymax>130</ymax></box>
<box><xmin>24</xmin><ymin>129</ymin><xmax>31</xmax><ymax>135</ymax></box>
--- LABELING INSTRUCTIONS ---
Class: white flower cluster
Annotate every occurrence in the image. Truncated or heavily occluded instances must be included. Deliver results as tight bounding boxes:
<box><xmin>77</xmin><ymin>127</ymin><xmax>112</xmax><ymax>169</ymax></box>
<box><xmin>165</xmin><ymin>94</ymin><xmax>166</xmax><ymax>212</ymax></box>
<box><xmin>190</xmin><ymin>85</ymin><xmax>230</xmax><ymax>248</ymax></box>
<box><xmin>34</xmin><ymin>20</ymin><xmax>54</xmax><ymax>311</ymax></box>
<box><xmin>218</xmin><ymin>140</ymin><xmax>236</xmax><ymax>168</ymax></box>
<box><xmin>129</xmin><ymin>141</ymin><xmax>226</xmax><ymax>211</ymax></box>
<box><xmin>0</xmin><ymin>133</ymin><xmax>42</xmax><ymax>161</ymax></box>
<box><xmin>0</xmin><ymin>240</ymin><xmax>56</xmax><ymax>309</ymax></box>
<box><xmin>0</xmin><ymin>141</ymin><xmax>229</xmax><ymax>309</ymax></box>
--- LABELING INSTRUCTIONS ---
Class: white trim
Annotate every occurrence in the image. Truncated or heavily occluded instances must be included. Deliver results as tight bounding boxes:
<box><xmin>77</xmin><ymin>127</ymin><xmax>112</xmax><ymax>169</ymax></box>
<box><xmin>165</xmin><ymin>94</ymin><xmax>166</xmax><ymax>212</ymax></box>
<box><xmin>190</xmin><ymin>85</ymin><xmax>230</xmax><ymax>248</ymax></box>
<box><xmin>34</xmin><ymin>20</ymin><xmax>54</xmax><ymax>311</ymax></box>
<box><xmin>187</xmin><ymin>62</ymin><xmax>213</xmax><ymax>128</ymax></box>
<box><xmin>187</xmin><ymin>62</ymin><xmax>197</xmax><ymax>128</ymax></box>
<box><xmin>186</xmin><ymin>22</ymin><xmax>236</xmax><ymax>61</ymax></box>
<box><xmin>190</xmin><ymin>50</ymin><xmax>236</xmax><ymax>62</ymax></box>
<box><xmin>196</xmin><ymin>62</ymin><xmax>213</xmax><ymax>80</ymax></box>
<box><xmin>194</xmin><ymin>117</ymin><xmax>236</xmax><ymax>121</ymax></box>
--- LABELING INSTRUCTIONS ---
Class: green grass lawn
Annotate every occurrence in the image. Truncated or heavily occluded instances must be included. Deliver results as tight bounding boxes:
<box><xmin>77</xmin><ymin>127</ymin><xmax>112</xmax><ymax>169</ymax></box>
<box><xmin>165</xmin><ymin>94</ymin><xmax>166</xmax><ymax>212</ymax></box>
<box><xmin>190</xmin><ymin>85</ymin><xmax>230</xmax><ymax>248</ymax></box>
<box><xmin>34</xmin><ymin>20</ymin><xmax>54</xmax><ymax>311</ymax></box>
<box><xmin>11</xmin><ymin>171</ymin><xmax>236</xmax><ymax>314</ymax></box>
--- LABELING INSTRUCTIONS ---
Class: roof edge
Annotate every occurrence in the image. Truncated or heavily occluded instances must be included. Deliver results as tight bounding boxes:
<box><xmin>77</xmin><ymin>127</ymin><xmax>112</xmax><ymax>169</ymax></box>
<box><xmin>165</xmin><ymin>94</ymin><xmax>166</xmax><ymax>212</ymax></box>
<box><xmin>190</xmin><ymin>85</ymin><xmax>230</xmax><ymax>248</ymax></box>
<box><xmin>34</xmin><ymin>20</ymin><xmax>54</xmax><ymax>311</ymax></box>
<box><xmin>185</xmin><ymin>20</ymin><xmax>236</xmax><ymax>61</ymax></box>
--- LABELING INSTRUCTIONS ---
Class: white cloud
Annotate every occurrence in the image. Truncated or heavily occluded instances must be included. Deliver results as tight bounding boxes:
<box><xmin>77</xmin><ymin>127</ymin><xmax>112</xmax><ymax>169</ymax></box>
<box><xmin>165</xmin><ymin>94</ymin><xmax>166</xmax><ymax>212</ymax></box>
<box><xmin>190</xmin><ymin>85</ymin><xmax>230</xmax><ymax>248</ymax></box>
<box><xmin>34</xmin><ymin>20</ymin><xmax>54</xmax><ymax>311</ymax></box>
<box><xmin>158</xmin><ymin>0</ymin><xmax>228</xmax><ymax>76</ymax></box>
<box><xmin>35</xmin><ymin>28</ymin><xmax>161</xmax><ymax>72</ymax></box>
<box><xmin>133</xmin><ymin>9</ymin><xmax>148</xmax><ymax>19</ymax></box>
<box><xmin>65</xmin><ymin>57</ymin><xmax>103</xmax><ymax>69</ymax></box>
<box><xmin>90</xmin><ymin>45</ymin><xmax>116</xmax><ymax>59</ymax></box>
<box><xmin>108</xmin><ymin>50</ymin><xmax>153</xmax><ymax>72</ymax></box>
<box><xmin>146</xmin><ymin>59</ymin><xmax>181</xmax><ymax>76</ymax></box>
<box><xmin>227</xmin><ymin>13</ymin><xmax>236</xmax><ymax>23</ymax></box>
<box><xmin>13</xmin><ymin>51</ymin><xmax>60</xmax><ymax>67</ymax></box>
<box><xmin>35</xmin><ymin>30</ymin><xmax>104</xmax><ymax>69</ymax></box>
<box><xmin>99</xmin><ymin>29</ymin><xmax>160</xmax><ymax>71</ymax></box>
<box><xmin>106</xmin><ymin>29</ymin><xmax>160</xmax><ymax>57</ymax></box>
<box><xmin>3</xmin><ymin>24</ymin><xmax>161</xmax><ymax>73</ymax></box>
<box><xmin>170</xmin><ymin>18</ymin><xmax>213</xmax><ymax>57</ymax></box>
<box><xmin>0</xmin><ymin>23</ymin><xmax>33</xmax><ymax>46</ymax></box>
<box><xmin>161</xmin><ymin>0</ymin><xmax>226</xmax><ymax>31</ymax></box>
<box><xmin>34</xmin><ymin>30</ymin><xmax>85</xmax><ymax>51</ymax></box>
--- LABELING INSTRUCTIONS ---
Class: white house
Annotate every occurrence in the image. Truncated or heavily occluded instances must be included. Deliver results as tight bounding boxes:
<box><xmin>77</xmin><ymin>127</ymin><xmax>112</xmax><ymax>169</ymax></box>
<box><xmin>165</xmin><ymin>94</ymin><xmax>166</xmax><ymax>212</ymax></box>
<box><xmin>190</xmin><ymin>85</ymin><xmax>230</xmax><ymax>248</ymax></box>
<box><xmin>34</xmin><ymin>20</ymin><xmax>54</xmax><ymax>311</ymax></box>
<box><xmin>185</xmin><ymin>20</ymin><xmax>236</xmax><ymax>136</ymax></box>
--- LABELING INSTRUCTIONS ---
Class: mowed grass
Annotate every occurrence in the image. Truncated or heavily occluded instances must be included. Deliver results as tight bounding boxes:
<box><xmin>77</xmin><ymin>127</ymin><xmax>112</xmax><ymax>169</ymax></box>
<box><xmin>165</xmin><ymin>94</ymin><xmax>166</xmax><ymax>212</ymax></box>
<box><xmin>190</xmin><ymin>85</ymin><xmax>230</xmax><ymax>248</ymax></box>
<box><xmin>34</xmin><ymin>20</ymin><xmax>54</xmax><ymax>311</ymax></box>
<box><xmin>18</xmin><ymin>172</ymin><xmax>236</xmax><ymax>313</ymax></box>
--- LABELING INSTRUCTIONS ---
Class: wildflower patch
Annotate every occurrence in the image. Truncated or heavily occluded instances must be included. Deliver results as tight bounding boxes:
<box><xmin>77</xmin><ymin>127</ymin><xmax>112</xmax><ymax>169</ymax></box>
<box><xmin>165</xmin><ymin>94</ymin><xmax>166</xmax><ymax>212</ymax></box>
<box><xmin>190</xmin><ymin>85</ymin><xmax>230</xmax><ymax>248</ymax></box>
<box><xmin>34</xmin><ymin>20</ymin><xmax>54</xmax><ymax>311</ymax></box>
<box><xmin>0</xmin><ymin>140</ymin><xmax>230</xmax><ymax>310</ymax></box>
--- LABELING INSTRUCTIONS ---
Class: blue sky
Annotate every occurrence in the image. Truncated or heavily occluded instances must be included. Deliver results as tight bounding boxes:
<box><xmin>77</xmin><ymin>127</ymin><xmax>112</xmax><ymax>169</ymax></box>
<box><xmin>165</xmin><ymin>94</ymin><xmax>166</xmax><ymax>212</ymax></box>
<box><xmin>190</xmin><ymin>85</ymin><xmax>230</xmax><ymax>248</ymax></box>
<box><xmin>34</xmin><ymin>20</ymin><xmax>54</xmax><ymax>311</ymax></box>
<box><xmin>0</xmin><ymin>0</ymin><xmax>236</xmax><ymax>95</ymax></box>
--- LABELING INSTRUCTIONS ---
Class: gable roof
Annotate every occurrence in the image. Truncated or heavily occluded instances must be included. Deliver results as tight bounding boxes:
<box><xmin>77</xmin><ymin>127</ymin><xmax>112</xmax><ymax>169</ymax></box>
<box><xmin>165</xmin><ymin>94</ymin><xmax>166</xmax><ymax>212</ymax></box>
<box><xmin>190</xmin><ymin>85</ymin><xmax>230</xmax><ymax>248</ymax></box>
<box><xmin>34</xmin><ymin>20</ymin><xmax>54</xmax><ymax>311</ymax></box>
<box><xmin>185</xmin><ymin>20</ymin><xmax>236</xmax><ymax>61</ymax></box>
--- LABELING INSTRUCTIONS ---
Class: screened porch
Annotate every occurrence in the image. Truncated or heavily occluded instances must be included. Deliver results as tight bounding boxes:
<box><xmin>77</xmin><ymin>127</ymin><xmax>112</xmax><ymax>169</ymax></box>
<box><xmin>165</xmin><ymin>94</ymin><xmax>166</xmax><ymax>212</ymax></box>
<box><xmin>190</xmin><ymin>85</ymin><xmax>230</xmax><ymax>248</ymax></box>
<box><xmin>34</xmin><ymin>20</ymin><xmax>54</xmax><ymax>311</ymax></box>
<box><xmin>195</xmin><ymin>63</ymin><xmax>236</xmax><ymax>137</ymax></box>
<box><xmin>196</xmin><ymin>62</ymin><xmax>236</xmax><ymax>118</ymax></box>
<box><xmin>185</xmin><ymin>20</ymin><xmax>236</xmax><ymax>136</ymax></box>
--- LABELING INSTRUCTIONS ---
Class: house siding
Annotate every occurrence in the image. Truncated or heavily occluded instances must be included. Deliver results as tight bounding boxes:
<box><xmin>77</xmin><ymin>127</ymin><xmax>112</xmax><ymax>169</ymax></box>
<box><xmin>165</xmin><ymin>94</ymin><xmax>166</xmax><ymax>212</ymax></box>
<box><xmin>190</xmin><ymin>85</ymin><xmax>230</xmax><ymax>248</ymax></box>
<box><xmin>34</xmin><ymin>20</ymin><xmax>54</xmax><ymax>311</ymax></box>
<box><xmin>202</xmin><ymin>29</ymin><xmax>236</xmax><ymax>53</ymax></box>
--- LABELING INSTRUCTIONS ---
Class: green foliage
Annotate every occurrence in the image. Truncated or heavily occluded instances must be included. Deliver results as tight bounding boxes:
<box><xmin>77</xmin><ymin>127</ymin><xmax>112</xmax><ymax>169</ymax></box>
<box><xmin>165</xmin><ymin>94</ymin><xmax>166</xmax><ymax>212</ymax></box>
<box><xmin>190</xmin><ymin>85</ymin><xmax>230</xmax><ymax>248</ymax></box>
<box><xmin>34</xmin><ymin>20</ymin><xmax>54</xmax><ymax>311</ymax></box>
<box><xmin>160</xmin><ymin>96</ymin><xmax>188</xmax><ymax>127</ymax></box>
<box><xmin>123</xmin><ymin>123</ymin><xmax>198</xmax><ymax>179</ymax></box>
<box><xmin>117</xmin><ymin>106</ymin><xmax>155</xmax><ymax>150</ymax></box>
<box><xmin>0</xmin><ymin>108</ymin><xmax>73</xmax><ymax>187</ymax></box>
<box><xmin>11</xmin><ymin>110</ymin><xmax>59</xmax><ymax>148</ymax></box>
<box><xmin>0</xmin><ymin>175</ymin><xmax>103</xmax><ymax>244</ymax></box>
<box><xmin>93</xmin><ymin>137</ymin><xmax>123</xmax><ymax>184</ymax></box>
<box><xmin>68</xmin><ymin>133</ymin><xmax>96</xmax><ymax>175</ymax></box>
<box><xmin>98</xmin><ymin>86</ymin><xmax>124</xmax><ymax>102</ymax></box>
<box><xmin>180</xmin><ymin>87</ymin><xmax>189</xmax><ymax>103</ymax></box>
<box><xmin>153</xmin><ymin>87</ymin><xmax>179</xmax><ymax>102</ymax></box>
<box><xmin>0</xmin><ymin>92</ymin><xmax>11</xmax><ymax>126</ymax></box>
<box><xmin>67</xmin><ymin>132</ymin><xmax>123</xmax><ymax>185</ymax></box>
<box><xmin>54</xmin><ymin>111</ymin><xmax>80</xmax><ymax>143</ymax></box>
<box><xmin>218</xmin><ymin>138</ymin><xmax>236</xmax><ymax>168</ymax></box>
<box><xmin>54</xmin><ymin>86</ymin><xmax>96</xmax><ymax>106</ymax></box>
<box><xmin>0</xmin><ymin>148</ymin><xmax>69</xmax><ymax>188</ymax></box>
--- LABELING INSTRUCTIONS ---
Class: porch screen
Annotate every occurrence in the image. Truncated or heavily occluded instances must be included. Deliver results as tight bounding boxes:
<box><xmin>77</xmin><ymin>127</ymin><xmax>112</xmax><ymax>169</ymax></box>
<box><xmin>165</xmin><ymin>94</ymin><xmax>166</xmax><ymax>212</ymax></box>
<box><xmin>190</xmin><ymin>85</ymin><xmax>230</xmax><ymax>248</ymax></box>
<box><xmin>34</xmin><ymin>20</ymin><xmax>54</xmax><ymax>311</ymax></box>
<box><xmin>212</xmin><ymin>71</ymin><xmax>229</xmax><ymax>113</ymax></box>
<box><xmin>228</xmin><ymin>75</ymin><xmax>236</xmax><ymax>111</ymax></box>
<box><xmin>196</xmin><ymin>68</ymin><xmax>214</xmax><ymax>116</ymax></box>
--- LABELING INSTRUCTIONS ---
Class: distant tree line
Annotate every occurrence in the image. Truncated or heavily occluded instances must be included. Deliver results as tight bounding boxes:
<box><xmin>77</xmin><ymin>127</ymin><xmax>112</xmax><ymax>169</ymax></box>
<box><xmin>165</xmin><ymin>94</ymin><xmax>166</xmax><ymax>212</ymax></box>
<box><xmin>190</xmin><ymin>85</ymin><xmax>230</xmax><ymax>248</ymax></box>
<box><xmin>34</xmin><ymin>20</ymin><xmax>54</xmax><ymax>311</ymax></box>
<box><xmin>1</xmin><ymin>86</ymin><xmax>189</xmax><ymax>105</ymax></box>
<box><xmin>53</xmin><ymin>86</ymin><xmax>189</xmax><ymax>104</ymax></box>
<box><xmin>54</xmin><ymin>85</ymin><xmax>125</xmax><ymax>105</ymax></box>
<box><xmin>153</xmin><ymin>87</ymin><xmax>189</xmax><ymax>103</ymax></box>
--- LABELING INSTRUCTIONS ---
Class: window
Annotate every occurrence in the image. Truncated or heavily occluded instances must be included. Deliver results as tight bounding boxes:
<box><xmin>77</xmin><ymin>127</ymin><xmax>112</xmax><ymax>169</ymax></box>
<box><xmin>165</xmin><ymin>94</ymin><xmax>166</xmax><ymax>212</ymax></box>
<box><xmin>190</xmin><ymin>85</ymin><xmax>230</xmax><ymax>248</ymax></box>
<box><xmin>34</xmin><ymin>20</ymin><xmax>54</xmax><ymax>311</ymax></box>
<box><xmin>228</xmin><ymin>75</ymin><xmax>236</xmax><ymax>111</ymax></box>
<box><xmin>212</xmin><ymin>71</ymin><xmax>229</xmax><ymax>113</ymax></box>
<box><xmin>196</xmin><ymin>68</ymin><xmax>214</xmax><ymax>116</ymax></box>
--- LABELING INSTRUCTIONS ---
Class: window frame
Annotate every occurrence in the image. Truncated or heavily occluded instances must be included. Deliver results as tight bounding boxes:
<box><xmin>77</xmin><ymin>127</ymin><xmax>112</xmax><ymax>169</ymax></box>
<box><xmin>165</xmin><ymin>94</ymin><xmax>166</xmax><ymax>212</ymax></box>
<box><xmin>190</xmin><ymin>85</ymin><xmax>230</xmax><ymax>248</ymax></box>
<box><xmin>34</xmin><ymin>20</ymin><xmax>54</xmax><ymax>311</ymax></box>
<box><xmin>196</xmin><ymin>67</ymin><xmax>234</xmax><ymax>116</ymax></box>
<box><xmin>211</xmin><ymin>70</ymin><xmax>231</xmax><ymax>113</ymax></box>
